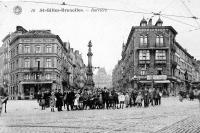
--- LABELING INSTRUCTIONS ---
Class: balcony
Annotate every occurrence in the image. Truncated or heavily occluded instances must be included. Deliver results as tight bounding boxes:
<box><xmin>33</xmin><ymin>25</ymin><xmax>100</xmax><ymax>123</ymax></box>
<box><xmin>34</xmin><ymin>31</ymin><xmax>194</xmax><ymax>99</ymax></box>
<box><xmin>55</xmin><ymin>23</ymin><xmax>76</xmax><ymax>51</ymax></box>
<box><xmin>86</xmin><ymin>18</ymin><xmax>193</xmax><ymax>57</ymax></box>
<box><xmin>29</xmin><ymin>67</ymin><xmax>45</xmax><ymax>73</ymax></box>
<box><xmin>155</xmin><ymin>60</ymin><xmax>167</xmax><ymax>64</ymax></box>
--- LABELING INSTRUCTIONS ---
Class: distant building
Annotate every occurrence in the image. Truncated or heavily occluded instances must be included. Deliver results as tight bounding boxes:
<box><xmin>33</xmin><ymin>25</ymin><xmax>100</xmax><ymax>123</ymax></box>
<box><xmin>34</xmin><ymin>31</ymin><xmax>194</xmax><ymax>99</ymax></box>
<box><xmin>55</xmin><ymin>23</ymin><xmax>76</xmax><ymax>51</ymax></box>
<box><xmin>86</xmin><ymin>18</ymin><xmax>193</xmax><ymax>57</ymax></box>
<box><xmin>94</xmin><ymin>67</ymin><xmax>112</xmax><ymax>88</ymax></box>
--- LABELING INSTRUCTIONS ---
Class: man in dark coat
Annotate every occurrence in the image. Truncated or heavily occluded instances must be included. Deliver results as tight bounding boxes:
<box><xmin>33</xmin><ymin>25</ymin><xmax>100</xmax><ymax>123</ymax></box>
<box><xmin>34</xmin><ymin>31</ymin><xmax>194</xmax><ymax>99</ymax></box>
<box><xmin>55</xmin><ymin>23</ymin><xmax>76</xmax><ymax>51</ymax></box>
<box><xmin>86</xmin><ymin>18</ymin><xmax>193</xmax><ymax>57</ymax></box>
<box><xmin>143</xmin><ymin>88</ymin><xmax>150</xmax><ymax>107</ymax></box>
<box><xmin>131</xmin><ymin>89</ymin><xmax>137</xmax><ymax>107</ymax></box>
<box><xmin>2</xmin><ymin>91</ymin><xmax>9</xmax><ymax>113</ymax></box>
<box><xmin>101</xmin><ymin>88</ymin><xmax>106</xmax><ymax>109</ymax></box>
<box><xmin>55</xmin><ymin>89</ymin><xmax>63</xmax><ymax>111</ymax></box>
<box><xmin>68</xmin><ymin>90</ymin><xmax>75</xmax><ymax>110</ymax></box>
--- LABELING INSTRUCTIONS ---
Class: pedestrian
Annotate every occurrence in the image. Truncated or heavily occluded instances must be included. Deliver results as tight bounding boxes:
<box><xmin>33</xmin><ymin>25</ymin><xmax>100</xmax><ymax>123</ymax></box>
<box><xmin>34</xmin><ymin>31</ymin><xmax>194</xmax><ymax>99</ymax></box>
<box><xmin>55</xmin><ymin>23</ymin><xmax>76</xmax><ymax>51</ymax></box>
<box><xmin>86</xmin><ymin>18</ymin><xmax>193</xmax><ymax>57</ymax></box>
<box><xmin>143</xmin><ymin>88</ymin><xmax>150</xmax><ymax>107</ymax></box>
<box><xmin>2</xmin><ymin>92</ymin><xmax>8</xmax><ymax>113</ymax></box>
<box><xmin>178</xmin><ymin>90</ymin><xmax>183</xmax><ymax>102</ymax></box>
<box><xmin>50</xmin><ymin>92</ymin><xmax>56</xmax><ymax>112</ymax></box>
<box><xmin>136</xmin><ymin>91</ymin><xmax>143</xmax><ymax>107</ymax></box>
<box><xmin>124</xmin><ymin>92</ymin><xmax>130</xmax><ymax>108</ymax></box>
<box><xmin>74</xmin><ymin>91</ymin><xmax>80</xmax><ymax>110</ymax></box>
<box><xmin>0</xmin><ymin>96</ymin><xmax>3</xmax><ymax>116</ymax></box>
<box><xmin>131</xmin><ymin>89</ymin><xmax>137</xmax><ymax>107</ymax></box>
<box><xmin>189</xmin><ymin>88</ymin><xmax>194</xmax><ymax>101</ymax></box>
<box><xmin>158</xmin><ymin>90</ymin><xmax>162</xmax><ymax>105</ymax></box>
<box><xmin>55</xmin><ymin>89</ymin><xmax>63</xmax><ymax>111</ymax></box>
<box><xmin>118</xmin><ymin>92</ymin><xmax>125</xmax><ymax>109</ymax></box>
<box><xmin>41</xmin><ymin>92</ymin><xmax>46</xmax><ymax>110</ymax></box>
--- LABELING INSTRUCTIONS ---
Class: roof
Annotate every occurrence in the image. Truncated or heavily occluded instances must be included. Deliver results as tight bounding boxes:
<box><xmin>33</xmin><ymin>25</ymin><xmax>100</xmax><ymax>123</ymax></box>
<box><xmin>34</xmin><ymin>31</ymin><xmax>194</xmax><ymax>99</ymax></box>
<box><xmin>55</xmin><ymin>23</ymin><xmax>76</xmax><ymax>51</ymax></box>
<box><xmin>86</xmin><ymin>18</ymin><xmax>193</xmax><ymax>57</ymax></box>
<box><xmin>175</xmin><ymin>41</ymin><xmax>194</xmax><ymax>59</ymax></box>
<box><xmin>140</xmin><ymin>18</ymin><xmax>147</xmax><ymax>24</ymax></box>
<box><xmin>9</xmin><ymin>30</ymin><xmax>64</xmax><ymax>46</ymax></box>
<box><xmin>124</xmin><ymin>25</ymin><xmax>178</xmax><ymax>52</ymax></box>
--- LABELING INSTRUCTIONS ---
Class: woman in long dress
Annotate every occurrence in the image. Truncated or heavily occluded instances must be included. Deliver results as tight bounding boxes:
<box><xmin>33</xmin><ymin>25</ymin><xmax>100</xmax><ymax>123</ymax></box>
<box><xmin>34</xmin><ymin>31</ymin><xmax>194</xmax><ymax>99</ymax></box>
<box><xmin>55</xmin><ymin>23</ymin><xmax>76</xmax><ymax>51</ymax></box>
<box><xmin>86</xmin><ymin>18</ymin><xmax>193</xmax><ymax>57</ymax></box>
<box><xmin>74</xmin><ymin>92</ymin><xmax>80</xmax><ymax>110</ymax></box>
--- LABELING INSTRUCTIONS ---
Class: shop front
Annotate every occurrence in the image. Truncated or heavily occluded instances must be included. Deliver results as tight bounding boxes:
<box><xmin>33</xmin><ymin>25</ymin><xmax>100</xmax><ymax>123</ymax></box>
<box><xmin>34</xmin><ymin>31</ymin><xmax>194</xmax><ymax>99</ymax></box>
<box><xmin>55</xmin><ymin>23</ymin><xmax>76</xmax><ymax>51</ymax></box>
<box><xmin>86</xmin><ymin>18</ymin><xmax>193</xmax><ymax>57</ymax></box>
<box><xmin>19</xmin><ymin>81</ymin><xmax>53</xmax><ymax>99</ymax></box>
<box><xmin>132</xmin><ymin>75</ymin><xmax>171</xmax><ymax>94</ymax></box>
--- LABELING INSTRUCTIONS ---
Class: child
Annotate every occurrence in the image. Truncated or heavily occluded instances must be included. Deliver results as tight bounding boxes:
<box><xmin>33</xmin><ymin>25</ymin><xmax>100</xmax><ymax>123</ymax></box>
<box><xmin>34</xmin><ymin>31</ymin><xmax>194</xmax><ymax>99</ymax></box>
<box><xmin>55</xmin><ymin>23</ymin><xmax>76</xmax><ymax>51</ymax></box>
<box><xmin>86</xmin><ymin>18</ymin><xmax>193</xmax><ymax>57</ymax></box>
<box><xmin>50</xmin><ymin>92</ymin><xmax>56</xmax><ymax>112</ymax></box>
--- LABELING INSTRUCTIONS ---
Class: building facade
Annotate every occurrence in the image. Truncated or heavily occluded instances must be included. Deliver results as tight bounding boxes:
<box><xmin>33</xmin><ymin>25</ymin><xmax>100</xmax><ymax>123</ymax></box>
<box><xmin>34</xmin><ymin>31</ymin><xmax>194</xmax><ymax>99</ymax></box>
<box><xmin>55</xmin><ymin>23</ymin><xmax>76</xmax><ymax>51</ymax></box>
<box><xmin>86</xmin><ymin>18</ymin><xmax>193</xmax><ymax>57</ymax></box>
<box><xmin>94</xmin><ymin>67</ymin><xmax>112</xmax><ymax>89</ymax></box>
<box><xmin>113</xmin><ymin>18</ymin><xmax>199</xmax><ymax>94</ymax></box>
<box><xmin>2</xmin><ymin>26</ymin><xmax>86</xmax><ymax>99</ymax></box>
<box><xmin>0</xmin><ymin>46</ymin><xmax>4</xmax><ymax>87</ymax></box>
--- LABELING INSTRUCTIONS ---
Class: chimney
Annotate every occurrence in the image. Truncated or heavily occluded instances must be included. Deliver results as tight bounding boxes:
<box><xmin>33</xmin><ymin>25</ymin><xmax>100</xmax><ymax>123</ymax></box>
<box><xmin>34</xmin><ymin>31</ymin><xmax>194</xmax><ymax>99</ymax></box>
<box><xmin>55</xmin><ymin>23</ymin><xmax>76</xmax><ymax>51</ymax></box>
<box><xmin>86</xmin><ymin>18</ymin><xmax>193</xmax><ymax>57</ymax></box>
<box><xmin>148</xmin><ymin>18</ymin><xmax>152</xmax><ymax>26</ymax></box>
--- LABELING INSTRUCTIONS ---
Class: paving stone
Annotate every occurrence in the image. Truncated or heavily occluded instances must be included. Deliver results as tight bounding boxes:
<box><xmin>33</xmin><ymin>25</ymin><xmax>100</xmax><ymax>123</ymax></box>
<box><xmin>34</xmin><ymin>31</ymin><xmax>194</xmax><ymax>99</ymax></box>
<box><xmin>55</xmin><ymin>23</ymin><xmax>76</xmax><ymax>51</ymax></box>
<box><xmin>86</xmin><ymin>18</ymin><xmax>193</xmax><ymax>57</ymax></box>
<box><xmin>0</xmin><ymin>97</ymin><xmax>200</xmax><ymax>133</ymax></box>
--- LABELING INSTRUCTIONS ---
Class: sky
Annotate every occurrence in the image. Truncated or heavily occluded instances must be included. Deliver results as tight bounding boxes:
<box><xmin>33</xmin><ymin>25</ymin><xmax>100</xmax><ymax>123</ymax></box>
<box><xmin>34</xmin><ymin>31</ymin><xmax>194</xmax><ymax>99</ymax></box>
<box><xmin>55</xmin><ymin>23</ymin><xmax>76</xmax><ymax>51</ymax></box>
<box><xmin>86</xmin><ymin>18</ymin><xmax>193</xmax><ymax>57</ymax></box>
<box><xmin>0</xmin><ymin>0</ymin><xmax>200</xmax><ymax>75</ymax></box>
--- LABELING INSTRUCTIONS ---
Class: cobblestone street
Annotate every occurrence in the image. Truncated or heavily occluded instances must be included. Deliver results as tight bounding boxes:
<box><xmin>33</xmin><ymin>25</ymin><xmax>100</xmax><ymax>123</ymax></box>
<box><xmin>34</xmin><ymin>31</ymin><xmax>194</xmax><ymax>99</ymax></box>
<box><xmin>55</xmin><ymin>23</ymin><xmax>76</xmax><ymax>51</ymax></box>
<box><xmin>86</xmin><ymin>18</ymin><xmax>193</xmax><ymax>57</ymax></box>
<box><xmin>0</xmin><ymin>97</ymin><xmax>200</xmax><ymax>133</ymax></box>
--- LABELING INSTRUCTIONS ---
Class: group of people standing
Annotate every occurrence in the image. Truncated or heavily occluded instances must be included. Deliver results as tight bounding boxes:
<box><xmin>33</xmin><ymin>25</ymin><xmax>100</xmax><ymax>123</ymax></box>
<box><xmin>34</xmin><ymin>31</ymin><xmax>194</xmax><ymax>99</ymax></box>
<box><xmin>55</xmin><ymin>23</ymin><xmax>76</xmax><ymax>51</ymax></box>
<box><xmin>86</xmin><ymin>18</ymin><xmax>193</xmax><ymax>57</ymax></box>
<box><xmin>37</xmin><ymin>87</ymin><xmax>162</xmax><ymax>112</ymax></box>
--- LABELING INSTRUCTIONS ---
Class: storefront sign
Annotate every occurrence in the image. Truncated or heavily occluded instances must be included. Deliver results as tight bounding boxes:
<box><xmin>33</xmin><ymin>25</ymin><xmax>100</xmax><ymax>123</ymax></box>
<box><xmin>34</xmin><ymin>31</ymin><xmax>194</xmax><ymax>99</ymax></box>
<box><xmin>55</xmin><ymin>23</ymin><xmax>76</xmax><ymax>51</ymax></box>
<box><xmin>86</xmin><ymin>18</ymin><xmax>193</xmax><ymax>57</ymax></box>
<box><xmin>138</xmin><ymin>75</ymin><xmax>147</xmax><ymax>80</ymax></box>
<box><xmin>147</xmin><ymin>75</ymin><xmax>167</xmax><ymax>80</ymax></box>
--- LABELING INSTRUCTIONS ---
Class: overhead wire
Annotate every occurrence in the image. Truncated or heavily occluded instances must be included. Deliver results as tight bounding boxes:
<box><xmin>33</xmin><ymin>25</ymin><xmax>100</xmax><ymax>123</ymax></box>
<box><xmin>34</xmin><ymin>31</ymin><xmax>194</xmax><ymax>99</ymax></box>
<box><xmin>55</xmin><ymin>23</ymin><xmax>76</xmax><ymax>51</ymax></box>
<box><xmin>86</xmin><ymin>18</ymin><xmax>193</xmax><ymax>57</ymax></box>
<box><xmin>160</xmin><ymin>15</ymin><xmax>197</xmax><ymax>28</ymax></box>
<box><xmin>19</xmin><ymin>0</ymin><xmax>200</xmax><ymax>20</ymax></box>
<box><xmin>179</xmin><ymin>0</ymin><xmax>200</xmax><ymax>27</ymax></box>
<box><xmin>1</xmin><ymin>0</ymin><xmax>200</xmax><ymax>33</ymax></box>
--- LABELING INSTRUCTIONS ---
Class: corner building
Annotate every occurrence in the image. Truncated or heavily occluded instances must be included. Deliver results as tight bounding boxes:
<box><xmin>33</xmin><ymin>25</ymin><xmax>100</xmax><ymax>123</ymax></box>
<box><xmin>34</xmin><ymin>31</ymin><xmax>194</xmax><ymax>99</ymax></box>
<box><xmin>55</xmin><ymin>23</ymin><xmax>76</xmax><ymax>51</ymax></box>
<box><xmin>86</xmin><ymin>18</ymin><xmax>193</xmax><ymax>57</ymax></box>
<box><xmin>115</xmin><ymin>18</ymin><xmax>194</xmax><ymax>94</ymax></box>
<box><xmin>7</xmin><ymin>26</ymin><xmax>67</xmax><ymax>99</ymax></box>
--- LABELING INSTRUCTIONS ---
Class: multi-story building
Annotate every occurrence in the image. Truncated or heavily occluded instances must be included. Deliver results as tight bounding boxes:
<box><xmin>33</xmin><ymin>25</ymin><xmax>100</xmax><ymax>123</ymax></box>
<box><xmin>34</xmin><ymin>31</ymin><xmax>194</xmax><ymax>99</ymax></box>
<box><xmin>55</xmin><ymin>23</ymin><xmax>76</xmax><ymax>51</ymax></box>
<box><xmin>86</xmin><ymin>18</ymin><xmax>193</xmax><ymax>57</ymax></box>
<box><xmin>94</xmin><ymin>67</ymin><xmax>112</xmax><ymax>89</ymax></box>
<box><xmin>73</xmin><ymin>50</ymin><xmax>87</xmax><ymax>89</ymax></box>
<box><xmin>0</xmin><ymin>46</ymin><xmax>4</xmax><ymax>87</ymax></box>
<box><xmin>2</xmin><ymin>26</ymin><xmax>86</xmax><ymax>99</ymax></box>
<box><xmin>113</xmin><ymin>18</ymin><xmax>197</xmax><ymax>94</ymax></box>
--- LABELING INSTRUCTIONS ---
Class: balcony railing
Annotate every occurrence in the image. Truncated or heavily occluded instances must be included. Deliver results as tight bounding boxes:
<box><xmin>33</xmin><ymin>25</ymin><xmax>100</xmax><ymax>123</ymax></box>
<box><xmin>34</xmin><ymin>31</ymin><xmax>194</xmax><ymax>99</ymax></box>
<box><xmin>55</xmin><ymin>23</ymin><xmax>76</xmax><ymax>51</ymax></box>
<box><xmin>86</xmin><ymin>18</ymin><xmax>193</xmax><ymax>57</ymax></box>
<box><xmin>155</xmin><ymin>60</ymin><xmax>167</xmax><ymax>64</ymax></box>
<box><xmin>29</xmin><ymin>67</ymin><xmax>45</xmax><ymax>73</ymax></box>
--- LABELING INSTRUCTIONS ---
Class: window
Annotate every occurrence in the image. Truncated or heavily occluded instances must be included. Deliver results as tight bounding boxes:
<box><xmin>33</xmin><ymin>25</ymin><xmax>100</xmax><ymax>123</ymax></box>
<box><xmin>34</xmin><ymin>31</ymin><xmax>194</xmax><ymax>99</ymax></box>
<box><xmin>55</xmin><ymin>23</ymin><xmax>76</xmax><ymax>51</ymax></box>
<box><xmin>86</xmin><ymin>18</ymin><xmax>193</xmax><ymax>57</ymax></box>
<box><xmin>141</xmin><ymin>23</ymin><xmax>147</xmax><ymax>27</ymax></box>
<box><xmin>139</xmin><ymin>50</ymin><xmax>150</xmax><ymax>60</ymax></box>
<box><xmin>157</xmin><ymin>70</ymin><xmax>162</xmax><ymax>75</ymax></box>
<box><xmin>140</xmin><ymin>35</ymin><xmax>147</xmax><ymax>46</ymax></box>
<box><xmin>35</xmin><ymin>58</ymin><xmax>40</xmax><ymax>68</ymax></box>
<box><xmin>141</xmin><ymin>70</ymin><xmax>146</xmax><ymax>75</ymax></box>
<box><xmin>35</xmin><ymin>45</ymin><xmax>41</xmax><ymax>53</ymax></box>
<box><xmin>46</xmin><ymin>58</ymin><xmax>51</xmax><ymax>68</ymax></box>
<box><xmin>46</xmin><ymin>45</ymin><xmax>52</xmax><ymax>53</ymax></box>
<box><xmin>16</xmin><ymin>59</ymin><xmax>18</xmax><ymax>68</ymax></box>
<box><xmin>46</xmin><ymin>74</ymin><xmax>51</xmax><ymax>80</ymax></box>
<box><xmin>24</xmin><ymin>58</ymin><xmax>30</xmax><ymax>68</ymax></box>
<box><xmin>155</xmin><ymin>50</ymin><xmax>166</xmax><ymax>60</ymax></box>
<box><xmin>35</xmin><ymin>73</ymin><xmax>41</xmax><ymax>80</ymax></box>
<box><xmin>16</xmin><ymin>46</ymin><xmax>19</xmax><ymax>54</ymax></box>
<box><xmin>24</xmin><ymin>73</ymin><xmax>30</xmax><ymax>80</ymax></box>
<box><xmin>24</xmin><ymin>45</ymin><xmax>30</xmax><ymax>53</ymax></box>
<box><xmin>156</xmin><ymin>35</ymin><xmax>164</xmax><ymax>46</ymax></box>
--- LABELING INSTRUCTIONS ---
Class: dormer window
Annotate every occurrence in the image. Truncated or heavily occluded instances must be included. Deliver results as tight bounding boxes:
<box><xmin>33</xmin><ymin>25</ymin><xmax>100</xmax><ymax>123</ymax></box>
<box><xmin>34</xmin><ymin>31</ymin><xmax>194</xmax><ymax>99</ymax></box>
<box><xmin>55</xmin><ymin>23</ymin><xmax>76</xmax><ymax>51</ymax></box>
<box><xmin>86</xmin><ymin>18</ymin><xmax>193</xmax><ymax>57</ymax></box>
<box><xmin>155</xmin><ymin>18</ymin><xmax>163</xmax><ymax>26</ymax></box>
<box><xmin>141</xmin><ymin>23</ymin><xmax>147</xmax><ymax>27</ymax></box>
<box><xmin>140</xmin><ymin>18</ymin><xmax>147</xmax><ymax>26</ymax></box>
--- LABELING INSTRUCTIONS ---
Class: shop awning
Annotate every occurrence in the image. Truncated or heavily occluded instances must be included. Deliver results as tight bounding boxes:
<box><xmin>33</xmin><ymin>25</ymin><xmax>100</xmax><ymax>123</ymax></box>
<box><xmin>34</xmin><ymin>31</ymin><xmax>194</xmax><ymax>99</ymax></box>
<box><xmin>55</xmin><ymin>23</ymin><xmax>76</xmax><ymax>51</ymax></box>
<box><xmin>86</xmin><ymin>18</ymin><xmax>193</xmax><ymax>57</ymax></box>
<box><xmin>154</xmin><ymin>80</ymin><xmax>170</xmax><ymax>83</ymax></box>
<box><xmin>20</xmin><ymin>81</ymin><xmax>53</xmax><ymax>84</ymax></box>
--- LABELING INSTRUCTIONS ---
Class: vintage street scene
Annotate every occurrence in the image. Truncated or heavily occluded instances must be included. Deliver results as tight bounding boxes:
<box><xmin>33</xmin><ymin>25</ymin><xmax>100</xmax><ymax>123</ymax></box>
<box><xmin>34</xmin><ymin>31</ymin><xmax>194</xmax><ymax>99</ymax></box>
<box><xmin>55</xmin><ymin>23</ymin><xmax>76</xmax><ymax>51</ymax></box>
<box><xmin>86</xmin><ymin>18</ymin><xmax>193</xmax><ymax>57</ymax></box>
<box><xmin>0</xmin><ymin>0</ymin><xmax>200</xmax><ymax>133</ymax></box>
